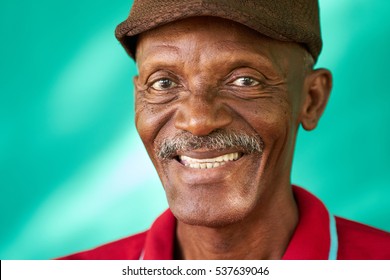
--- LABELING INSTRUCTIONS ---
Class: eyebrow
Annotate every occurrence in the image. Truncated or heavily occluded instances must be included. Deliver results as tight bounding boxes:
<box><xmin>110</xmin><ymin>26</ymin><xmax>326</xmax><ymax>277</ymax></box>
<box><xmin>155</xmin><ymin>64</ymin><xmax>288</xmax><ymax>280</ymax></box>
<box><xmin>209</xmin><ymin>40</ymin><xmax>275</xmax><ymax>68</ymax></box>
<box><xmin>136</xmin><ymin>43</ymin><xmax>180</xmax><ymax>63</ymax></box>
<box><xmin>213</xmin><ymin>40</ymin><xmax>256</xmax><ymax>51</ymax></box>
<box><xmin>156</xmin><ymin>43</ymin><xmax>181</xmax><ymax>53</ymax></box>
<box><xmin>137</xmin><ymin>44</ymin><xmax>182</xmax><ymax>71</ymax></box>
<box><xmin>213</xmin><ymin>40</ymin><xmax>276</xmax><ymax>65</ymax></box>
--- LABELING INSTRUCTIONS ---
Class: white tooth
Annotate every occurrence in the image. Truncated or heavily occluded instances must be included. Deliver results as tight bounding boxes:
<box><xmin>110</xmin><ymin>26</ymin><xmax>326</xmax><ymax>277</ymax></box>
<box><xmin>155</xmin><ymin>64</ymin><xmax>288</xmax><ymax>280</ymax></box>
<box><xmin>182</xmin><ymin>152</ymin><xmax>240</xmax><ymax>167</ymax></box>
<box><xmin>181</xmin><ymin>155</ymin><xmax>189</xmax><ymax>162</ymax></box>
<box><xmin>220</xmin><ymin>162</ymin><xmax>226</xmax><ymax>166</ymax></box>
<box><xmin>213</xmin><ymin>162</ymin><xmax>220</xmax><ymax>168</ymax></box>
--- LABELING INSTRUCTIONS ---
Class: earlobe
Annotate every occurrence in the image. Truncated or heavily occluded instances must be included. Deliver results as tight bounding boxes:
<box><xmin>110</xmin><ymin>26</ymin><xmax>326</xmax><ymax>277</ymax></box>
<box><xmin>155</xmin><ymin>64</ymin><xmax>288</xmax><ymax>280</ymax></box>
<box><xmin>300</xmin><ymin>69</ymin><xmax>332</xmax><ymax>131</ymax></box>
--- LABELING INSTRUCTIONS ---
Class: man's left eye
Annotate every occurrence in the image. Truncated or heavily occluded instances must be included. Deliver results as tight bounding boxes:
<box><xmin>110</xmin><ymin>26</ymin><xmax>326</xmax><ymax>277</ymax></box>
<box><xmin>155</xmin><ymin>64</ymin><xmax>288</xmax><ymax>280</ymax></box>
<box><xmin>231</xmin><ymin>77</ymin><xmax>260</xmax><ymax>87</ymax></box>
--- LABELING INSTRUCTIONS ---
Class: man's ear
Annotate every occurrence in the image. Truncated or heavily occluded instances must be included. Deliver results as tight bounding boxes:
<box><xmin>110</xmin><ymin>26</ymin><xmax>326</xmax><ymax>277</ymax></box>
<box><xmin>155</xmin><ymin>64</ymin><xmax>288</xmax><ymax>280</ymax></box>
<box><xmin>300</xmin><ymin>69</ymin><xmax>332</xmax><ymax>131</ymax></box>
<box><xmin>133</xmin><ymin>76</ymin><xmax>139</xmax><ymax>88</ymax></box>
<box><xmin>133</xmin><ymin>76</ymin><xmax>140</xmax><ymax>96</ymax></box>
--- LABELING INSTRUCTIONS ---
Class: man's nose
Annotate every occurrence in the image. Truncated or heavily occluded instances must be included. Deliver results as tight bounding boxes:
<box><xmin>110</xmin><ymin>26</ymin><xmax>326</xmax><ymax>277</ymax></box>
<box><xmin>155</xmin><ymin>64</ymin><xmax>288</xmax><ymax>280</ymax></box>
<box><xmin>174</xmin><ymin>95</ymin><xmax>233</xmax><ymax>136</ymax></box>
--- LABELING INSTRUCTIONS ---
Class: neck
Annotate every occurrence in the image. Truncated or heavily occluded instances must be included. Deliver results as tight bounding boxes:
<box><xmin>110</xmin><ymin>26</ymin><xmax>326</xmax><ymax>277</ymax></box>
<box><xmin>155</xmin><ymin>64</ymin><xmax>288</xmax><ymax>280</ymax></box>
<box><xmin>175</xmin><ymin>185</ymin><xmax>298</xmax><ymax>260</ymax></box>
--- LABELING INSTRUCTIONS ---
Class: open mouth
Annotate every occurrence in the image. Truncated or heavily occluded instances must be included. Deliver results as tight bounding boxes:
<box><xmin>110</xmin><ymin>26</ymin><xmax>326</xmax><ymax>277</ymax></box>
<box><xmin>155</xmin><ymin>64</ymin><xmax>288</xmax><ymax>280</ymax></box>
<box><xmin>177</xmin><ymin>152</ymin><xmax>243</xmax><ymax>169</ymax></box>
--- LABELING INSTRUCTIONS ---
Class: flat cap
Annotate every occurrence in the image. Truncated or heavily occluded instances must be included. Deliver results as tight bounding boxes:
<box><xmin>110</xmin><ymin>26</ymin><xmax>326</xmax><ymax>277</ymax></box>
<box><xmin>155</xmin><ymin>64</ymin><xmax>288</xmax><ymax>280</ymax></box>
<box><xmin>115</xmin><ymin>0</ymin><xmax>322</xmax><ymax>61</ymax></box>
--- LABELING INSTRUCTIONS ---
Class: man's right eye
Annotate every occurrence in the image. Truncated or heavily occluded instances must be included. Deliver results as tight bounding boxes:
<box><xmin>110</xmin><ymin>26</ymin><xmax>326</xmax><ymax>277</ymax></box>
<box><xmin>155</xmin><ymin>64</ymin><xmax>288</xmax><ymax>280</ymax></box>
<box><xmin>150</xmin><ymin>78</ymin><xmax>177</xmax><ymax>91</ymax></box>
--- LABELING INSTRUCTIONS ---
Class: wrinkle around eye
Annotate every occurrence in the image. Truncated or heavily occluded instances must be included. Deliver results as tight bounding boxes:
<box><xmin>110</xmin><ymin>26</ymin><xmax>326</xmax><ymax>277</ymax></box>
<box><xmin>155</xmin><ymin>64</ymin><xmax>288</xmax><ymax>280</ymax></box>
<box><xmin>137</xmin><ymin>87</ymin><xmax>179</xmax><ymax>105</ymax></box>
<box><xmin>223</xmin><ymin>65</ymin><xmax>284</xmax><ymax>89</ymax></box>
<box><xmin>144</xmin><ymin>68</ymin><xmax>183</xmax><ymax>88</ymax></box>
<box><xmin>220</xmin><ymin>81</ymin><xmax>287</xmax><ymax>100</ymax></box>
<box><xmin>138</xmin><ymin>62</ymin><xmax>183</xmax><ymax>84</ymax></box>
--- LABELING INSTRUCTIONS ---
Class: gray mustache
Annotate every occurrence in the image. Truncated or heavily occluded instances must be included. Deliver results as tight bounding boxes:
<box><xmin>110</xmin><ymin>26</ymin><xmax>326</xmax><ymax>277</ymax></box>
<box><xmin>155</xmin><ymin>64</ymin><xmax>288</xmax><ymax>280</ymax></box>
<box><xmin>156</xmin><ymin>130</ymin><xmax>264</xmax><ymax>160</ymax></box>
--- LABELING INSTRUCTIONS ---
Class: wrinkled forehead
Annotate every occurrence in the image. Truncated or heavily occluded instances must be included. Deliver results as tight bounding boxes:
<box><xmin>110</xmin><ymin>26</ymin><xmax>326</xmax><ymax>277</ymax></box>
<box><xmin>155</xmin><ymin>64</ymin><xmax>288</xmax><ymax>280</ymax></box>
<box><xmin>135</xmin><ymin>17</ymin><xmax>310</xmax><ymax>76</ymax></box>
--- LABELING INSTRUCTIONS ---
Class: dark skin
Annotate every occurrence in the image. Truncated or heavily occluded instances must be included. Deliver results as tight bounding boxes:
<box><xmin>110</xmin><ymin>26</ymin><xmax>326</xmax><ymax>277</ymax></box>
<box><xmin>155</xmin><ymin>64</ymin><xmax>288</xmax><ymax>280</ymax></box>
<box><xmin>134</xmin><ymin>17</ymin><xmax>332</xmax><ymax>259</ymax></box>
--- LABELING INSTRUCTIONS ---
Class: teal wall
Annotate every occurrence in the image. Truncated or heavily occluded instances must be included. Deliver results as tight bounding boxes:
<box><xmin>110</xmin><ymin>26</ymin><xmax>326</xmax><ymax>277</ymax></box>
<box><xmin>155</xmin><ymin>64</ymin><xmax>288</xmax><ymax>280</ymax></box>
<box><xmin>0</xmin><ymin>0</ymin><xmax>389</xmax><ymax>259</ymax></box>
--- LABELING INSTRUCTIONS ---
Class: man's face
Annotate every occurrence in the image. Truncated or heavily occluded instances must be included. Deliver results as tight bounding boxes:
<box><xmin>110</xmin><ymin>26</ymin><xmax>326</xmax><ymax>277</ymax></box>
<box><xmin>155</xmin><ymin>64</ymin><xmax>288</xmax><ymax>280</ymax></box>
<box><xmin>134</xmin><ymin>17</ymin><xmax>311</xmax><ymax>227</ymax></box>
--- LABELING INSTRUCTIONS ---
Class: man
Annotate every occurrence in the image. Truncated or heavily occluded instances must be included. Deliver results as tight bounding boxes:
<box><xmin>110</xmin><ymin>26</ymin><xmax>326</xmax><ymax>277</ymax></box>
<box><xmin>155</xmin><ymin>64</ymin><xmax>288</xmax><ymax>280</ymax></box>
<box><xmin>61</xmin><ymin>0</ymin><xmax>390</xmax><ymax>259</ymax></box>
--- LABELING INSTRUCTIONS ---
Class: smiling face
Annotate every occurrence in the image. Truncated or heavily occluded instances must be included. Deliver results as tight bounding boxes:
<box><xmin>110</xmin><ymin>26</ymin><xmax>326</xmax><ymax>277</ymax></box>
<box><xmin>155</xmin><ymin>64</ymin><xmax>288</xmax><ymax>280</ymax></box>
<box><xmin>134</xmin><ymin>17</ymin><xmax>331</xmax><ymax>227</ymax></box>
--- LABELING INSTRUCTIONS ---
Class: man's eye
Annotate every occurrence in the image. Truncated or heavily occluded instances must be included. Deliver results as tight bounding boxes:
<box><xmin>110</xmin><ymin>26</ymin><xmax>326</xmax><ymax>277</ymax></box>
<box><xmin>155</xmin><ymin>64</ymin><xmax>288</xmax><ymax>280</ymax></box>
<box><xmin>150</xmin><ymin>78</ymin><xmax>177</xmax><ymax>91</ymax></box>
<box><xmin>231</xmin><ymin>77</ymin><xmax>260</xmax><ymax>87</ymax></box>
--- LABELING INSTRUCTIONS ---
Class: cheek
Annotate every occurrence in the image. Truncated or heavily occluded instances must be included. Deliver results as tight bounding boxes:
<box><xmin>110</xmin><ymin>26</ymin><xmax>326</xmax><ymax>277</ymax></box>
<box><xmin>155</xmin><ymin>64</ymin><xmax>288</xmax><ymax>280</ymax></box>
<box><xmin>234</xmin><ymin>97</ymin><xmax>297</xmax><ymax>172</ymax></box>
<box><xmin>235</xmin><ymin>97</ymin><xmax>293</xmax><ymax>140</ymax></box>
<box><xmin>135</xmin><ymin>97</ymin><xmax>160</xmax><ymax>153</ymax></box>
<box><xmin>135</xmin><ymin>95</ymin><xmax>177</xmax><ymax>155</ymax></box>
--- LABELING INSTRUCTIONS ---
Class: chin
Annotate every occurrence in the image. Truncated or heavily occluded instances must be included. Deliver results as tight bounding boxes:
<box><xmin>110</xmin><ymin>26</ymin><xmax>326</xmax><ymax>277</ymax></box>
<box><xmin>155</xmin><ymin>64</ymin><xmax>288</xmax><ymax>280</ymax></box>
<box><xmin>168</xmin><ymin>195</ymin><xmax>255</xmax><ymax>228</ymax></box>
<box><xmin>157</xmin><ymin>151</ymin><xmax>266</xmax><ymax>228</ymax></box>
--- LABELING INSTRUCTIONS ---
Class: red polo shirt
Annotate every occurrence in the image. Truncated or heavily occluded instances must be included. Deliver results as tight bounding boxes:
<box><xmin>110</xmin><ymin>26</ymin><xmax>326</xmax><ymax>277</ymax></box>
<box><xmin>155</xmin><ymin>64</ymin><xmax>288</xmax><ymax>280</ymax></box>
<box><xmin>59</xmin><ymin>186</ymin><xmax>390</xmax><ymax>260</ymax></box>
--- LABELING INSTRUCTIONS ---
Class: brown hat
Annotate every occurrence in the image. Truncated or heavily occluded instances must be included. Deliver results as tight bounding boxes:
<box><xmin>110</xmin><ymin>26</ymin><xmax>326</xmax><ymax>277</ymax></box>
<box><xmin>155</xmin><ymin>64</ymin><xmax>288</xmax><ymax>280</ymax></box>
<box><xmin>115</xmin><ymin>0</ymin><xmax>322</xmax><ymax>61</ymax></box>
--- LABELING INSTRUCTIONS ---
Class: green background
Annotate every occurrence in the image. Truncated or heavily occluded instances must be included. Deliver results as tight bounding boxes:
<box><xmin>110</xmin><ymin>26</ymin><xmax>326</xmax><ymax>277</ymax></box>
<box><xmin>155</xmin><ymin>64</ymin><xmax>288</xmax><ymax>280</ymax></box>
<box><xmin>0</xmin><ymin>0</ymin><xmax>389</xmax><ymax>259</ymax></box>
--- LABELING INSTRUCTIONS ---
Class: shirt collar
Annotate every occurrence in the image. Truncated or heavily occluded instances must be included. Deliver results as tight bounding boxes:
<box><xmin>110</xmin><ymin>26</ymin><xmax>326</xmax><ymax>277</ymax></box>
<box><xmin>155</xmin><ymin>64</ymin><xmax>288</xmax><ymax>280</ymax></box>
<box><xmin>282</xmin><ymin>186</ymin><xmax>338</xmax><ymax>259</ymax></box>
<box><xmin>142</xmin><ymin>209</ymin><xmax>176</xmax><ymax>260</ymax></box>
<box><xmin>141</xmin><ymin>186</ymin><xmax>338</xmax><ymax>260</ymax></box>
